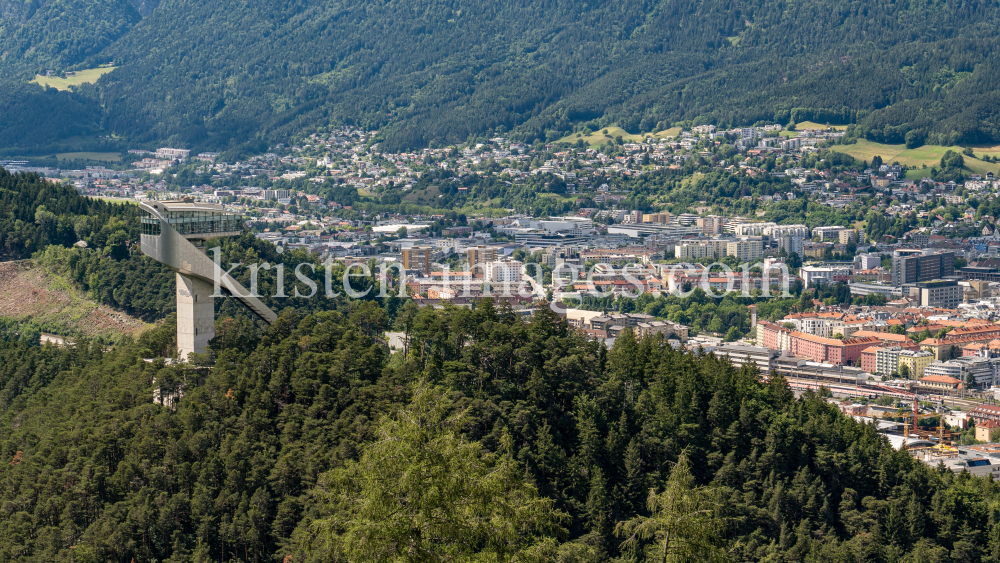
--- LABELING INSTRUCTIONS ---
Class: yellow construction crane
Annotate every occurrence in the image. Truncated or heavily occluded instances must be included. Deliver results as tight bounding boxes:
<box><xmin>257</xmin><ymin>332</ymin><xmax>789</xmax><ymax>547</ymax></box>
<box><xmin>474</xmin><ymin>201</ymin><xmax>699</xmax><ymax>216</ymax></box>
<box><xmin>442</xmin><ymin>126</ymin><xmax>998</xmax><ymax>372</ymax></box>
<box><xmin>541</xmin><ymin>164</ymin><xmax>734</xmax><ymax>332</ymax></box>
<box><xmin>901</xmin><ymin>397</ymin><xmax>955</xmax><ymax>447</ymax></box>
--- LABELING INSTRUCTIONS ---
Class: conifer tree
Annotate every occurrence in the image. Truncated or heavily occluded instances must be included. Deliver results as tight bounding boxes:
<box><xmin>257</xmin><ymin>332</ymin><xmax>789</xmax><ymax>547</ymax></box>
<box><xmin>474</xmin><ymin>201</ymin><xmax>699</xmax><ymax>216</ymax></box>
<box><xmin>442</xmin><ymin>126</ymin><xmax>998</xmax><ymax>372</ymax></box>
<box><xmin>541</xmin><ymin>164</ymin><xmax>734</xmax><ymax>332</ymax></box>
<box><xmin>615</xmin><ymin>451</ymin><xmax>730</xmax><ymax>563</ymax></box>
<box><xmin>304</xmin><ymin>388</ymin><xmax>566</xmax><ymax>562</ymax></box>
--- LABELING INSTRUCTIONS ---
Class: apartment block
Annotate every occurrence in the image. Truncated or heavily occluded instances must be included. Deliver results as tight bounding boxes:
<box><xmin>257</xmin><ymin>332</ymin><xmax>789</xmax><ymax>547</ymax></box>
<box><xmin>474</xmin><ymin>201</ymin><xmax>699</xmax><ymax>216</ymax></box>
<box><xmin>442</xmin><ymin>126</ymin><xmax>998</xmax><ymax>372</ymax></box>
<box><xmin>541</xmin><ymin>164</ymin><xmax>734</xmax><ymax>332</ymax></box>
<box><xmin>674</xmin><ymin>238</ymin><xmax>763</xmax><ymax>262</ymax></box>
<box><xmin>813</xmin><ymin>226</ymin><xmax>848</xmax><ymax>241</ymax></box>
<box><xmin>891</xmin><ymin>251</ymin><xmax>954</xmax><ymax>287</ymax></box>
<box><xmin>485</xmin><ymin>261</ymin><xmax>523</xmax><ymax>284</ymax></box>
<box><xmin>756</xmin><ymin>322</ymin><xmax>793</xmax><ymax>352</ymax></box>
<box><xmin>155</xmin><ymin>147</ymin><xmax>191</xmax><ymax>160</ymax></box>
<box><xmin>468</xmin><ymin>245</ymin><xmax>500</xmax><ymax>272</ymax></box>
<box><xmin>674</xmin><ymin>240</ymin><xmax>727</xmax><ymax>260</ymax></box>
<box><xmin>263</xmin><ymin>189</ymin><xmax>290</xmax><ymax>201</ymax></box>
<box><xmin>764</xmin><ymin>224</ymin><xmax>809</xmax><ymax>238</ymax></box>
<box><xmin>733</xmin><ymin>222</ymin><xmax>774</xmax><ymax>236</ymax></box>
<box><xmin>697</xmin><ymin>215</ymin><xmax>725</xmax><ymax>235</ymax></box>
<box><xmin>838</xmin><ymin>229</ymin><xmax>858</xmax><ymax>244</ymax></box>
<box><xmin>875</xmin><ymin>346</ymin><xmax>900</xmax><ymax>376</ymax></box>
<box><xmin>620</xmin><ymin>210</ymin><xmax>643</xmax><ymax>224</ymax></box>
<box><xmin>726</xmin><ymin>240</ymin><xmax>763</xmax><ymax>262</ymax></box>
<box><xmin>642</xmin><ymin>212</ymin><xmax>671</xmax><ymax>225</ymax></box>
<box><xmin>855</xmin><ymin>254</ymin><xmax>881</xmax><ymax>270</ymax></box>
<box><xmin>778</xmin><ymin>236</ymin><xmax>805</xmax><ymax>255</ymax></box>
<box><xmin>898</xmin><ymin>349</ymin><xmax>935</xmax><ymax>378</ymax></box>
<box><xmin>401</xmin><ymin>246</ymin><xmax>432</xmax><ymax>275</ymax></box>
<box><xmin>914</xmin><ymin>280</ymin><xmax>961</xmax><ymax>309</ymax></box>
<box><xmin>789</xmin><ymin>332</ymin><xmax>881</xmax><ymax>365</ymax></box>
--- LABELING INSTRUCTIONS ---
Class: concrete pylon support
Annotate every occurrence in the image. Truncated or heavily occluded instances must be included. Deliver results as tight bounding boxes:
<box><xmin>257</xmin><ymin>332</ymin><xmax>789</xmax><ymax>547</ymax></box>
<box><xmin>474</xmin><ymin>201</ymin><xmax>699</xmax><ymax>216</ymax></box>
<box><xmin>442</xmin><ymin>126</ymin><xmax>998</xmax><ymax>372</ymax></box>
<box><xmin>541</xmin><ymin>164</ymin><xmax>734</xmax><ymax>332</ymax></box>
<box><xmin>139</xmin><ymin>201</ymin><xmax>277</xmax><ymax>362</ymax></box>
<box><xmin>176</xmin><ymin>273</ymin><xmax>216</xmax><ymax>360</ymax></box>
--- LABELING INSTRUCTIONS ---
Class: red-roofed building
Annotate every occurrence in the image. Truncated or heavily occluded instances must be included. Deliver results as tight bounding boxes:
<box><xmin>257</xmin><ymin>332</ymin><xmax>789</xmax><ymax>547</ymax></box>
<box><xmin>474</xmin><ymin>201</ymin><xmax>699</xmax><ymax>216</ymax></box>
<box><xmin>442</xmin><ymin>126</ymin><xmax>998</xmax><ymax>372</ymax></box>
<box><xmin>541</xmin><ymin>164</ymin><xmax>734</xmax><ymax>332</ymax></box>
<box><xmin>975</xmin><ymin>419</ymin><xmax>1000</xmax><ymax>442</ymax></box>
<box><xmin>919</xmin><ymin>375</ymin><xmax>962</xmax><ymax>390</ymax></box>
<box><xmin>921</xmin><ymin>326</ymin><xmax>1000</xmax><ymax>359</ymax></box>
<box><xmin>850</xmin><ymin>330</ymin><xmax>919</xmax><ymax>349</ymax></box>
<box><xmin>789</xmin><ymin>332</ymin><xmax>881</xmax><ymax>365</ymax></box>
<box><xmin>860</xmin><ymin>346</ymin><xmax>882</xmax><ymax>373</ymax></box>
<box><xmin>968</xmin><ymin>404</ymin><xmax>1000</xmax><ymax>425</ymax></box>
<box><xmin>963</xmin><ymin>342</ymin><xmax>987</xmax><ymax>357</ymax></box>
<box><xmin>756</xmin><ymin>321</ymin><xmax>793</xmax><ymax>352</ymax></box>
<box><xmin>907</xmin><ymin>323</ymin><xmax>948</xmax><ymax>335</ymax></box>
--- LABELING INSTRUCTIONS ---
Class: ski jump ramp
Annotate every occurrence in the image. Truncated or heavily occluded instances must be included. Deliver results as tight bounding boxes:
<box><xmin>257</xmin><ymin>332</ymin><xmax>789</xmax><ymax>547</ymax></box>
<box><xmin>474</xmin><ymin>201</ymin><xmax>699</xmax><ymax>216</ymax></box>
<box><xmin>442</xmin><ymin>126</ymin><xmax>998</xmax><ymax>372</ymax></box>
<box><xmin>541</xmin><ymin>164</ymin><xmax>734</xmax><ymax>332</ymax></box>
<box><xmin>140</xmin><ymin>200</ymin><xmax>277</xmax><ymax>360</ymax></box>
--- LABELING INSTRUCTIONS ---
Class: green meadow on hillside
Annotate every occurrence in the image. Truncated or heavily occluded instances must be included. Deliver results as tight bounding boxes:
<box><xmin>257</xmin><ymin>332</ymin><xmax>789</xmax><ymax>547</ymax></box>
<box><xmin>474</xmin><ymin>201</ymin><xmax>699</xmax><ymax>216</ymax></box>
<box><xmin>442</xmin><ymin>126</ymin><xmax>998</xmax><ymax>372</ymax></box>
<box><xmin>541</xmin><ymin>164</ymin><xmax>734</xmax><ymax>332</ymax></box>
<box><xmin>32</xmin><ymin>67</ymin><xmax>116</xmax><ymax>91</ymax></box>
<box><xmin>557</xmin><ymin>126</ymin><xmax>682</xmax><ymax>147</ymax></box>
<box><xmin>828</xmin><ymin>140</ymin><xmax>1000</xmax><ymax>178</ymax></box>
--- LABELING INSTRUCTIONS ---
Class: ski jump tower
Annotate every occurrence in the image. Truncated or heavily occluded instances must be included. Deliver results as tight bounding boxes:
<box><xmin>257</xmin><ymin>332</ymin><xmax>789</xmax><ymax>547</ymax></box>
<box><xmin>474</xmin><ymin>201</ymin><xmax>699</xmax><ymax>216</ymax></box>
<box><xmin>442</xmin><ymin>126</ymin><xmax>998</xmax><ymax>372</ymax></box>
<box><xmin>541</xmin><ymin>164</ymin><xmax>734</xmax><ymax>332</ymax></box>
<box><xmin>140</xmin><ymin>200</ymin><xmax>277</xmax><ymax>360</ymax></box>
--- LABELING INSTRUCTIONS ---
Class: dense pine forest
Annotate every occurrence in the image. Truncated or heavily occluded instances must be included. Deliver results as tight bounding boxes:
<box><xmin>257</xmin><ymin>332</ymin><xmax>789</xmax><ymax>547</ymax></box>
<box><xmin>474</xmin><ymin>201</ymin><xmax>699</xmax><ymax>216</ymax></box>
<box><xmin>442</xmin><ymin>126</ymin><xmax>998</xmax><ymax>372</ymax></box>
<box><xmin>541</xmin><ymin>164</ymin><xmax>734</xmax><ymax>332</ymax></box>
<box><xmin>1</xmin><ymin>304</ymin><xmax>999</xmax><ymax>562</ymax></box>
<box><xmin>5</xmin><ymin>0</ymin><xmax>1000</xmax><ymax>151</ymax></box>
<box><xmin>0</xmin><ymin>167</ymin><xmax>142</xmax><ymax>260</ymax></box>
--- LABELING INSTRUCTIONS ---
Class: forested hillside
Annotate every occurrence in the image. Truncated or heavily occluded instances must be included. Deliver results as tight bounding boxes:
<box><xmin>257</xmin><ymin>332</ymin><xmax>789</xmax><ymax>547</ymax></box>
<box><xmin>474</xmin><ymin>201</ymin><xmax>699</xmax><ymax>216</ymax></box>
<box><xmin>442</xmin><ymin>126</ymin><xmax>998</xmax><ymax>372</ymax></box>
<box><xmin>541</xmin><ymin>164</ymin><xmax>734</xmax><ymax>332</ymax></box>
<box><xmin>0</xmin><ymin>0</ymin><xmax>138</xmax><ymax>74</ymax></box>
<box><xmin>5</xmin><ymin>0</ymin><xmax>1000</xmax><ymax>151</ymax></box>
<box><xmin>1</xmin><ymin>305</ymin><xmax>999</xmax><ymax>561</ymax></box>
<box><xmin>0</xmin><ymin>168</ymin><xmax>141</xmax><ymax>260</ymax></box>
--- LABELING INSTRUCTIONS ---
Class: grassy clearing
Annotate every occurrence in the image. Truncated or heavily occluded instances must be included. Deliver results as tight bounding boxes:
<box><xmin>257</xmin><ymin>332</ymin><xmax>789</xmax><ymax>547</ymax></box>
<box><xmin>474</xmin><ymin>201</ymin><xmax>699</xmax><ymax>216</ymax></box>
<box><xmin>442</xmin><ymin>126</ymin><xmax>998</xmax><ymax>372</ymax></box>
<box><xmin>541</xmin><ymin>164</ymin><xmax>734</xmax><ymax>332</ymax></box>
<box><xmin>968</xmin><ymin>144</ymin><xmax>1000</xmax><ymax>158</ymax></box>
<box><xmin>779</xmin><ymin>122</ymin><xmax>848</xmax><ymax>137</ymax></box>
<box><xmin>795</xmin><ymin>121</ymin><xmax>848</xmax><ymax>131</ymax></box>
<box><xmin>54</xmin><ymin>151</ymin><xmax>121</xmax><ymax>162</ymax></box>
<box><xmin>537</xmin><ymin>193</ymin><xmax>580</xmax><ymax>203</ymax></box>
<box><xmin>904</xmin><ymin>169</ymin><xmax>934</xmax><ymax>180</ymax></box>
<box><xmin>556</xmin><ymin>126</ymin><xmax>682</xmax><ymax>147</ymax></box>
<box><xmin>827</xmin><ymin>139</ymin><xmax>1000</xmax><ymax>177</ymax></box>
<box><xmin>32</xmin><ymin>66</ymin><xmax>116</xmax><ymax>91</ymax></box>
<box><xmin>402</xmin><ymin>183</ymin><xmax>442</xmax><ymax>205</ymax></box>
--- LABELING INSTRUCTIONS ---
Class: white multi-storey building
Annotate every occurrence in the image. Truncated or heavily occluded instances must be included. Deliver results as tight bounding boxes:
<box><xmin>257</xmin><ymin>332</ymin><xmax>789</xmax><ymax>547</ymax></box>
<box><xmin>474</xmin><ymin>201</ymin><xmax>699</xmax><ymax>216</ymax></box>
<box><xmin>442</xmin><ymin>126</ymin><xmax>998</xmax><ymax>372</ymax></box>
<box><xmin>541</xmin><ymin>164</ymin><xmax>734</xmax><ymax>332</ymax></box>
<box><xmin>726</xmin><ymin>240</ymin><xmax>764</xmax><ymax>262</ymax></box>
<box><xmin>620</xmin><ymin>210</ymin><xmax>643</xmax><ymax>224</ymax></box>
<box><xmin>674</xmin><ymin>240</ymin><xmax>729</xmax><ymax>260</ymax></box>
<box><xmin>799</xmin><ymin>265</ymin><xmax>852</xmax><ymax>288</ymax></box>
<box><xmin>813</xmin><ymin>226</ymin><xmax>849</xmax><ymax>241</ymax></box>
<box><xmin>486</xmin><ymin>261</ymin><xmax>523</xmax><ymax>284</ymax></box>
<box><xmin>733</xmin><ymin>222</ymin><xmax>778</xmax><ymax>236</ymax></box>
<box><xmin>778</xmin><ymin>236</ymin><xmax>805</xmax><ymax>255</ymax></box>
<box><xmin>697</xmin><ymin>215</ymin><xmax>725</xmax><ymax>235</ymax></box>
<box><xmin>856</xmin><ymin>254</ymin><xmax>881</xmax><ymax>270</ymax></box>
<box><xmin>155</xmin><ymin>148</ymin><xmax>191</xmax><ymax>160</ymax></box>
<box><xmin>764</xmin><ymin>224</ymin><xmax>809</xmax><ymax>238</ymax></box>
<box><xmin>785</xmin><ymin>316</ymin><xmax>845</xmax><ymax>339</ymax></box>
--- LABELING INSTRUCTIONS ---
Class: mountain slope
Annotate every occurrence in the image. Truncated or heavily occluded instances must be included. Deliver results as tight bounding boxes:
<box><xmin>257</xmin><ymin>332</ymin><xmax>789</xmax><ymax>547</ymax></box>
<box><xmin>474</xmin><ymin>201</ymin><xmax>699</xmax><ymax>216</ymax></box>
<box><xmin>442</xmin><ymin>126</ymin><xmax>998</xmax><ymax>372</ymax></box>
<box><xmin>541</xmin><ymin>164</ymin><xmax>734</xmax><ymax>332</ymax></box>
<box><xmin>94</xmin><ymin>0</ymin><xmax>728</xmax><ymax>148</ymax></box>
<box><xmin>0</xmin><ymin>0</ymin><xmax>140</xmax><ymax>152</ymax></box>
<box><xmin>5</xmin><ymin>0</ymin><xmax>1000</xmax><ymax>150</ymax></box>
<box><xmin>0</xmin><ymin>0</ymin><xmax>140</xmax><ymax>75</ymax></box>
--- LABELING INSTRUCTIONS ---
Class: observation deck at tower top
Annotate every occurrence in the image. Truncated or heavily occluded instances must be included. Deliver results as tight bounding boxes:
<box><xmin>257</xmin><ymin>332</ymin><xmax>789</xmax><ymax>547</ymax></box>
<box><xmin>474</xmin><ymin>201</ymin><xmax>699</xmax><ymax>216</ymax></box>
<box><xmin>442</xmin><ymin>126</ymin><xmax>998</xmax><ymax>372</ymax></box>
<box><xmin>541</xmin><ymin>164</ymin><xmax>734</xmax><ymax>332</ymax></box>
<box><xmin>141</xmin><ymin>200</ymin><xmax>243</xmax><ymax>240</ymax></box>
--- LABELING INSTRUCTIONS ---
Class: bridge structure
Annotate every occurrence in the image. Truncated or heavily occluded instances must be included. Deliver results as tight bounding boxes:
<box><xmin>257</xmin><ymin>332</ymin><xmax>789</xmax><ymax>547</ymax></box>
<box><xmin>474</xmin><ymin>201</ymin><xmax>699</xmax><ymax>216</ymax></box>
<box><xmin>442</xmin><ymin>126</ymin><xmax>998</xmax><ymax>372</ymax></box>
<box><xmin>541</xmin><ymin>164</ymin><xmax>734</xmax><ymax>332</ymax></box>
<box><xmin>140</xmin><ymin>200</ymin><xmax>277</xmax><ymax>360</ymax></box>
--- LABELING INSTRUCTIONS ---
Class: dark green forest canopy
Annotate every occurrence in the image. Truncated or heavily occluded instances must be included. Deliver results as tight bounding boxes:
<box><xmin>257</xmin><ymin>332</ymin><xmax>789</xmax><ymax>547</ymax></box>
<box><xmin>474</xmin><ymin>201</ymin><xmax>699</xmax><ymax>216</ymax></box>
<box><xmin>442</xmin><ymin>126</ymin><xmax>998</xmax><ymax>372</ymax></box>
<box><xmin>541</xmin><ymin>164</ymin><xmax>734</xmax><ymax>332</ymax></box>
<box><xmin>0</xmin><ymin>168</ymin><xmax>141</xmax><ymax>260</ymax></box>
<box><xmin>1</xmin><ymin>305</ymin><xmax>999</xmax><ymax>562</ymax></box>
<box><xmin>3</xmin><ymin>0</ymin><xmax>1000</xmax><ymax>151</ymax></box>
